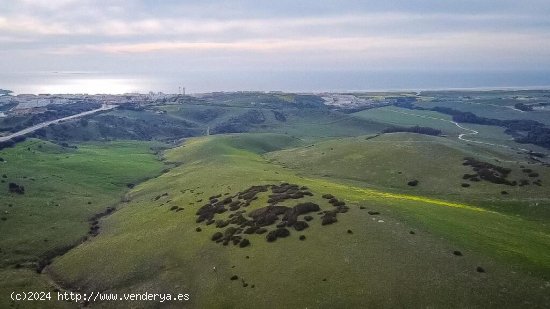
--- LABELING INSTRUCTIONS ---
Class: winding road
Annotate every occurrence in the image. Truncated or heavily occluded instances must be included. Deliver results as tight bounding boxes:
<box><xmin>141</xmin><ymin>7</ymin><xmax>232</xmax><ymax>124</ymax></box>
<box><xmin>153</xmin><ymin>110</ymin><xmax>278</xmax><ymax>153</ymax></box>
<box><xmin>0</xmin><ymin>104</ymin><xmax>115</xmax><ymax>142</ymax></box>
<box><xmin>385</xmin><ymin>108</ymin><xmax>527</xmax><ymax>150</ymax></box>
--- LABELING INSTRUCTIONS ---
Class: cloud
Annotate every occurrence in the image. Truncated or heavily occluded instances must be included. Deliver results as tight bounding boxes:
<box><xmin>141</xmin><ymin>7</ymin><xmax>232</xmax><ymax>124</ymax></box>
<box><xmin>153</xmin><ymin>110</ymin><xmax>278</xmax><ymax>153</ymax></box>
<box><xmin>1</xmin><ymin>0</ymin><xmax>550</xmax><ymax>92</ymax></box>
<box><xmin>1</xmin><ymin>12</ymin><xmax>549</xmax><ymax>38</ymax></box>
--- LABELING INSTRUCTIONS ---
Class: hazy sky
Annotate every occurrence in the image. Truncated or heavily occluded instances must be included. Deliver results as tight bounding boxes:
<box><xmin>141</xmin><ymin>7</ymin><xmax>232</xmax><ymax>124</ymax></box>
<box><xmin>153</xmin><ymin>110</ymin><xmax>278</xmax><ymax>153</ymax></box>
<box><xmin>1</xmin><ymin>0</ymin><xmax>550</xmax><ymax>93</ymax></box>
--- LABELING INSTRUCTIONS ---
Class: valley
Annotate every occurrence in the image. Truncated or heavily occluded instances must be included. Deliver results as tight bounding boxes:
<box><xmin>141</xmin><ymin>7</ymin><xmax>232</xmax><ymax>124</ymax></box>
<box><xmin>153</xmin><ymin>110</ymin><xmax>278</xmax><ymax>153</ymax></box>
<box><xmin>1</xmin><ymin>90</ymin><xmax>549</xmax><ymax>308</ymax></box>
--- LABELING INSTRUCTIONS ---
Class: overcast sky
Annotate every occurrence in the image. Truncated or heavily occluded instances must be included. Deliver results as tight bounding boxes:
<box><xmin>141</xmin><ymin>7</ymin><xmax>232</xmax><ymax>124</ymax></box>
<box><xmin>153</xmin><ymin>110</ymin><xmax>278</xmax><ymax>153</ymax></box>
<box><xmin>1</xmin><ymin>0</ymin><xmax>550</xmax><ymax>93</ymax></box>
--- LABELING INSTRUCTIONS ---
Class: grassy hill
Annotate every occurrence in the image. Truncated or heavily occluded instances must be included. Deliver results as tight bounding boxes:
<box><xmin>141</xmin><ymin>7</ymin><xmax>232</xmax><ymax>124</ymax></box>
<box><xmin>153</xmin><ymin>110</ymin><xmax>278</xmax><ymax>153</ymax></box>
<box><xmin>2</xmin><ymin>91</ymin><xmax>549</xmax><ymax>308</ymax></box>
<box><xmin>0</xmin><ymin>139</ymin><xmax>165</xmax><ymax>308</ymax></box>
<box><xmin>45</xmin><ymin>133</ymin><xmax>550</xmax><ymax>308</ymax></box>
<box><xmin>267</xmin><ymin>133</ymin><xmax>550</xmax><ymax>204</ymax></box>
<box><xmin>31</xmin><ymin>93</ymin><xmax>388</xmax><ymax>144</ymax></box>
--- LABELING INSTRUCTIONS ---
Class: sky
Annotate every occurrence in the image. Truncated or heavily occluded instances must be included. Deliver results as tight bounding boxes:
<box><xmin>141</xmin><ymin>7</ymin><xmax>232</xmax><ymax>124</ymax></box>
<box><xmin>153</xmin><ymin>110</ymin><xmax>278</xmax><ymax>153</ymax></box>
<box><xmin>1</xmin><ymin>0</ymin><xmax>550</xmax><ymax>94</ymax></box>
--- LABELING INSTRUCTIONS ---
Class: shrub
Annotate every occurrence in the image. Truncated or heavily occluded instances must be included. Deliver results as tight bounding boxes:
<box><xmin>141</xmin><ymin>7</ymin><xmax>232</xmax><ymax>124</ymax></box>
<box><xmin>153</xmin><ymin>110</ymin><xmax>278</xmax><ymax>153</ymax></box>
<box><xmin>266</xmin><ymin>231</ymin><xmax>277</xmax><ymax>242</ymax></box>
<box><xmin>211</xmin><ymin>232</ymin><xmax>223</xmax><ymax>241</ymax></box>
<box><xmin>292</xmin><ymin>202</ymin><xmax>320</xmax><ymax>215</ymax></box>
<box><xmin>275</xmin><ymin>228</ymin><xmax>290</xmax><ymax>238</ymax></box>
<box><xmin>407</xmin><ymin>180</ymin><xmax>419</xmax><ymax>186</ymax></box>
<box><xmin>382</xmin><ymin>125</ymin><xmax>442</xmax><ymax>136</ymax></box>
<box><xmin>294</xmin><ymin>221</ymin><xmax>309</xmax><ymax>231</ymax></box>
<box><xmin>8</xmin><ymin>182</ymin><xmax>25</xmax><ymax>194</ymax></box>
<box><xmin>321</xmin><ymin>212</ymin><xmax>337</xmax><ymax>225</ymax></box>
<box><xmin>239</xmin><ymin>239</ymin><xmax>250</xmax><ymax>248</ymax></box>
<box><xmin>266</xmin><ymin>228</ymin><xmax>290</xmax><ymax>242</ymax></box>
<box><xmin>244</xmin><ymin>227</ymin><xmax>257</xmax><ymax>234</ymax></box>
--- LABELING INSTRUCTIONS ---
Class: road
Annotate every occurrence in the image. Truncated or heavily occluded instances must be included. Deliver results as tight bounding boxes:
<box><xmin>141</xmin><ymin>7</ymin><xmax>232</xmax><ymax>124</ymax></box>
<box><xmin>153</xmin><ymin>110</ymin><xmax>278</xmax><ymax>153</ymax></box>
<box><xmin>385</xmin><ymin>108</ymin><xmax>528</xmax><ymax>150</ymax></box>
<box><xmin>0</xmin><ymin>104</ymin><xmax>115</xmax><ymax>142</ymax></box>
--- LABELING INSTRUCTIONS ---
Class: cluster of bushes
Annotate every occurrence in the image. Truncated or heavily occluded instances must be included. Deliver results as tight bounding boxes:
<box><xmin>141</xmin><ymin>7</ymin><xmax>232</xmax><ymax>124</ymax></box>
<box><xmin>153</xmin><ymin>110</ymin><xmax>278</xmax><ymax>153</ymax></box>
<box><xmin>196</xmin><ymin>183</ymin><xmax>349</xmax><ymax>247</ymax></box>
<box><xmin>383</xmin><ymin>126</ymin><xmax>441</xmax><ymax>136</ymax></box>
<box><xmin>514</xmin><ymin>103</ymin><xmax>534</xmax><ymax>111</ymax></box>
<box><xmin>267</xmin><ymin>183</ymin><xmax>313</xmax><ymax>203</ymax></box>
<box><xmin>36</xmin><ymin>241</ymin><xmax>83</xmax><ymax>273</ymax></box>
<box><xmin>393</xmin><ymin>97</ymin><xmax>420</xmax><ymax>110</ymax></box>
<box><xmin>462</xmin><ymin>157</ymin><xmax>516</xmax><ymax>185</ymax></box>
<box><xmin>515</xmin><ymin>127</ymin><xmax>550</xmax><ymax>149</ymax></box>
<box><xmin>0</xmin><ymin>136</ymin><xmax>26</xmax><ymax>150</ymax></box>
<box><xmin>185</xmin><ymin>108</ymin><xmax>225</xmax><ymax>122</ymax></box>
<box><xmin>212</xmin><ymin>109</ymin><xmax>266</xmax><ymax>134</ymax></box>
<box><xmin>33</xmin><ymin>113</ymin><xmax>200</xmax><ymax>142</ymax></box>
<box><xmin>8</xmin><ymin>182</ymin><xmax>25</xmax><ymax>194</ymax></box>
<box><xmin>272</xmin><ymin>110</ymin><xmax>287</xmax><ymax>122</ymax></box>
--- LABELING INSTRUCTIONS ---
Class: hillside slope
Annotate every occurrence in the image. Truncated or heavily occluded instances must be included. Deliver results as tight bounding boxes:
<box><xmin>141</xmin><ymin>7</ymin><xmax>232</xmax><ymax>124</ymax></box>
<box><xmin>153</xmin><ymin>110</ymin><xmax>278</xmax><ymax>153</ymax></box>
<box><xmin>46</xmin><ymin>133</ymin><xmax>550</xmax><ymax>308</ymax></box>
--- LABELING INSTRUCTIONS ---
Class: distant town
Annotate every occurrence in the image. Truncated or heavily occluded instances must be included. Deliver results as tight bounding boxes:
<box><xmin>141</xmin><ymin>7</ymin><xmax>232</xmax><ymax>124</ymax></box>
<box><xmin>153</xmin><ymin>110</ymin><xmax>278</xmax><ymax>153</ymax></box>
<box><xmin>0</xmin><ymin>89</ymin><xmax>408</xmax><ymax>119</ymax></box>
<box><xmin>0</xmin><ymin>90</ymin><xmax>180</xmax><ymax>117</ymax></box>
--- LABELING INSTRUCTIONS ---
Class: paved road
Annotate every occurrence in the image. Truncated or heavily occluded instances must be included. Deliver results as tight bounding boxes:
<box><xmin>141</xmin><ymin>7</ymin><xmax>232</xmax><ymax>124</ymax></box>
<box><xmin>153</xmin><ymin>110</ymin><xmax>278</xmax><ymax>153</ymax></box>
<box><xmin>0</xmin><ymin>104</ymin><xmax>115</xmax><ymax>142</ymax></box>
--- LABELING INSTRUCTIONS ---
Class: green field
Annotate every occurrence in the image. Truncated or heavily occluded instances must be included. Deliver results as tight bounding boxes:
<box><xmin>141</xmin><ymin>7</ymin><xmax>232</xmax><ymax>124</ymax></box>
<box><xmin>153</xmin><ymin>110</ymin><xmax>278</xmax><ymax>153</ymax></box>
<box><xmin>0</xmin><ymin>139</ymin><xmax>165</xmax><ymax>308</ymax></box>
<box><xmin>43</xmin><ymin>134</ymin><xmax>550</xmax><ymax>308</ymax></box>
<box><xmin>418</xmin><ymin>91</ymin><xmax>550</xmax><ymax>126</ymax></box>
<box><xmin>1</xmin><ymin>91</ymin><xmax>550</xmax><ymax>308</ymax></box>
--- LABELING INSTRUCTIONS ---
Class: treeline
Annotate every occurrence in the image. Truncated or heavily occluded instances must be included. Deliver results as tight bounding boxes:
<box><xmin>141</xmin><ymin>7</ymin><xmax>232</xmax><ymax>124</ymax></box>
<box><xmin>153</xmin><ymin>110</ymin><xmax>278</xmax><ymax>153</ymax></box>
<box><xmin>382</xmin><ymin>126</ymin><xmax>441</xmax><ymax>136</ymax></box>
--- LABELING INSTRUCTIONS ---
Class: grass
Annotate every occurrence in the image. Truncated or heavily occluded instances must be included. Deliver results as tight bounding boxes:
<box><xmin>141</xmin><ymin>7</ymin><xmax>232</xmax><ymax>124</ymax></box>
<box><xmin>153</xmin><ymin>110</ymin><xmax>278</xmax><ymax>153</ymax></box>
<box><xmin>267</xmin><ymin>133</ymin><xmax>550</xmax><ymax>211</ymax></box>
<box><xmin>46</xmin><ymin>133</ymin><xmax>550</xmax><ymax>308</ymax></box>
<box><xmin>353</xmin><ymin>106</ymin><xmax>532</xmax><ymax>150</ymax></box>
<box><xmin>0</xmin><ymin>139</ymin><xmax>165</xmax><ymax>308</ymax></box>
<box><xmin>160</xmin><ymin>103</ymin><xmax>388</xmax><ymax>142</ymax></box>
<box><xmin>416</xmin><ymin>92</ymin><xmax>550</xmax><ymax>126</ymax></box>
